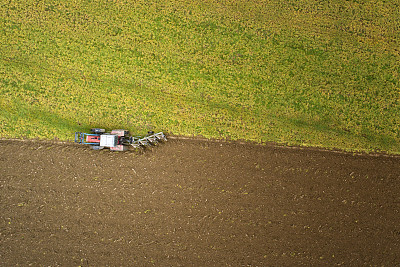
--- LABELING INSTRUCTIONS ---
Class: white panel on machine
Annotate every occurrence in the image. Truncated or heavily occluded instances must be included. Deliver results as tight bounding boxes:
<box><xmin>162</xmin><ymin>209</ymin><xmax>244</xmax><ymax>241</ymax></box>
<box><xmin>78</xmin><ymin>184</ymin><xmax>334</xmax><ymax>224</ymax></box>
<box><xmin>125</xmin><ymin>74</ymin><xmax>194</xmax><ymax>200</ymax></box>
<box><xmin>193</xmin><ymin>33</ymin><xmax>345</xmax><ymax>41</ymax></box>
<box><xmin>100</xmin><ymin>134</ymin><xmax>118</xmax><ymax>147</ymax></box>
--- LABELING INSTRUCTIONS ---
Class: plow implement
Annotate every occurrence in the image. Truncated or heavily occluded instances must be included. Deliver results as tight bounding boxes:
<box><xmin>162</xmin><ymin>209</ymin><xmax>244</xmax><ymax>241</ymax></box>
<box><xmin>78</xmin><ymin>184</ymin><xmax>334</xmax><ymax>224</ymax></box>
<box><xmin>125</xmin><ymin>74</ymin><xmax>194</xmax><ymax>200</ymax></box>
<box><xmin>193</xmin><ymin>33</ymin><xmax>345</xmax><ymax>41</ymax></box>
<box><xmin>75</xmin><ymin>129</ymin><xmax>167</xmax><ymax>151</ymax></box>
<box><xmin>129</xmin><ymin>132</ymin><xmax>167</xmax><ymax>149</ymax></box>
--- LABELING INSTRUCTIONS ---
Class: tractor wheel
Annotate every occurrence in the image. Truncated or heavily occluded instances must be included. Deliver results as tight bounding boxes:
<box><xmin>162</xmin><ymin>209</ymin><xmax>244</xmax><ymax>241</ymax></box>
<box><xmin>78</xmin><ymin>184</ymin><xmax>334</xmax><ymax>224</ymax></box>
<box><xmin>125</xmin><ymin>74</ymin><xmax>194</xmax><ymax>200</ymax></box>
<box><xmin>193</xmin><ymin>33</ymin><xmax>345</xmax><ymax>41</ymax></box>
<box><xmin>91</xmin><ymin>128</ymin><xmax>105</xmax><ymax>134</ymax></box>
<box><xmin>90</xmin><ymin>145</ymin><xmax>104</xmax><ymax>150</ymax></box>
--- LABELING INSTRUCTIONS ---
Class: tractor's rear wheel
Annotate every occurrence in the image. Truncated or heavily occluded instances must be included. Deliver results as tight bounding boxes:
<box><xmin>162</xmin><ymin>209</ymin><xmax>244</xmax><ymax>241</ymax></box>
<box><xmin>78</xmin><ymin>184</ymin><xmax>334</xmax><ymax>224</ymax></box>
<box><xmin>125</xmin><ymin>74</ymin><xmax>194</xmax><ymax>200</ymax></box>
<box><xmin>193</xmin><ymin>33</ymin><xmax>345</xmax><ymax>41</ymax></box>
<box><xmin>90</xmin><ymin>145</ymin><xmax>104</xmax><ymax>150</ymax></box>
<box><xmin>91</xmin><ymin>128</ymin><xmax>105</xmax><ymax>134</ymax></box>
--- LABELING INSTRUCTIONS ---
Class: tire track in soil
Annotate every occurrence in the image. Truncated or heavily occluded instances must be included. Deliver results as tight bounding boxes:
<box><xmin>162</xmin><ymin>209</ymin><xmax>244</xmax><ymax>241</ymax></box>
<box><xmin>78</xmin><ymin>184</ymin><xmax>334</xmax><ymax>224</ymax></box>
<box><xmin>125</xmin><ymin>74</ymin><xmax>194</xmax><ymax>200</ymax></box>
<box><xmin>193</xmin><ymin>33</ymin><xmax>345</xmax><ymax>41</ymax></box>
<box><xmin>0</xmin><ymin>139</ymin><xmax>399</xmax><ymax>266</ymax></box>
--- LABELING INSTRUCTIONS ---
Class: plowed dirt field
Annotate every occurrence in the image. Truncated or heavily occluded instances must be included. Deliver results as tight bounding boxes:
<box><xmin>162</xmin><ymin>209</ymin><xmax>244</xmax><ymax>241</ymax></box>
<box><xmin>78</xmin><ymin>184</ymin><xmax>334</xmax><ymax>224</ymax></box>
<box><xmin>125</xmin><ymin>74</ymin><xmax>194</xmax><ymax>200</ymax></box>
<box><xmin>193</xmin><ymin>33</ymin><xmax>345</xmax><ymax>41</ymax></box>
<box><xmin>1</xmin><ymin>139</ymin><xmax>399</xmax><ymax>266</ymax></box>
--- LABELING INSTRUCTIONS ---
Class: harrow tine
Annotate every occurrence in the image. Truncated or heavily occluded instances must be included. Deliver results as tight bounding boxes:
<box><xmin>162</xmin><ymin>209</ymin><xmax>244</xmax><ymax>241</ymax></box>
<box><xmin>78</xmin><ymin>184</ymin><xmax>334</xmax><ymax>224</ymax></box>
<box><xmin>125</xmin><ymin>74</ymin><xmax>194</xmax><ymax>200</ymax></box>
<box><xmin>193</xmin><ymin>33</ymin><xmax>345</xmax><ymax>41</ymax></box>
<box><xmin>146</xmin><ymin>136</ymin><xmax>158</xmax><ymax>144</ymax></box>
<box><xmin>154</xmin><ymin>132</ymin><xmax>167</xmax><ymax>141</ymax></box>
<box><xmin>139</xmin><ymin>139</ymin><xmax>150</xmax><ymax>146</ymax></box>
<box><xmin>128</xmin><ymin>132</ymin><xmax>166</xmax><ymax>149</ymax></box>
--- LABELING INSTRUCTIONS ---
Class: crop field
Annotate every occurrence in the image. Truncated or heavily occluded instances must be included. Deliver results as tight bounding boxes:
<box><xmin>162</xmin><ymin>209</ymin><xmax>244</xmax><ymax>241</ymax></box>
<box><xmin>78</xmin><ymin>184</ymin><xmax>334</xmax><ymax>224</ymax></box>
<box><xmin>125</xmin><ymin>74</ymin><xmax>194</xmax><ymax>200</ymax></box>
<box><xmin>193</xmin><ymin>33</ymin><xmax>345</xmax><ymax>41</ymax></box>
<box><xmin>1</xmin><ymin>0</ymin><xmax>399</xmax><ymax>153</ymax></box>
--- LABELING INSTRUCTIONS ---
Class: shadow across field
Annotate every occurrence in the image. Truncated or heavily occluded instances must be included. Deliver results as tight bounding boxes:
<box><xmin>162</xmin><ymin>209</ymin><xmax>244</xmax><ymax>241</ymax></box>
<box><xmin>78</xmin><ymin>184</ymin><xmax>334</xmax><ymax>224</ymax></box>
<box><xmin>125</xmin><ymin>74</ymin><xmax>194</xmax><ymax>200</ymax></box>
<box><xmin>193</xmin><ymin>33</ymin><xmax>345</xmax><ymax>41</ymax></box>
<box><xmin>0</xmin><ymin>139</ymin><xmax>399</xmax><ymax>266</ymax></box>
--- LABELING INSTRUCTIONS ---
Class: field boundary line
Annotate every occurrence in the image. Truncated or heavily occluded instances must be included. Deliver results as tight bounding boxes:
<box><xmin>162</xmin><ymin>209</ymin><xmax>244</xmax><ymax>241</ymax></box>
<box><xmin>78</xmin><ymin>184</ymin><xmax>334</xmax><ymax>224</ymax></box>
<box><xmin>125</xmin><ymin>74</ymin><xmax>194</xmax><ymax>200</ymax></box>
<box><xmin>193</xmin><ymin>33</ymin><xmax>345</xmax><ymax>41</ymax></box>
<box><xmin>166</xmin><ymin>136</ymin><xmax>400</xmax><ymax>158</ymax></box>
<box><xmin>1</xmin><ymin>136</ymin><xmax>399</xmax><ymax>158</ymax></box>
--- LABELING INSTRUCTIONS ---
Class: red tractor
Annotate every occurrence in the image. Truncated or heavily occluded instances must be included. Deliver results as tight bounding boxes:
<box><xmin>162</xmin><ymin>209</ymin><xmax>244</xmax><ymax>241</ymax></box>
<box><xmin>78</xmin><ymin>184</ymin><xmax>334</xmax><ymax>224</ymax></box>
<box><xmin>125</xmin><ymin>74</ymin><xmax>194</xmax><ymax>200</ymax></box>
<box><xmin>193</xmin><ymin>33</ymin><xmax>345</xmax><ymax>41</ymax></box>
<box><xmin>75</xmin><ymin>128</ymin><xmax>166</xmax><ymax>151</ymax></box>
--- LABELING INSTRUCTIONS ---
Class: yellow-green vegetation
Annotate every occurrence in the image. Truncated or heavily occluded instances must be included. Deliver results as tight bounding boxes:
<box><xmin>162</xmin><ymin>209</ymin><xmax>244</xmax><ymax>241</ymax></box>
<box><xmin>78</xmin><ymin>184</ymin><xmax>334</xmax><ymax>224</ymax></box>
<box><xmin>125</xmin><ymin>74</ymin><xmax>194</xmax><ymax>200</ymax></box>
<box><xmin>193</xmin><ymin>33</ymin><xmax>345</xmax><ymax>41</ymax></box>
<box><xmin>1</xmin><ymin>0</ymin><xmax>399</xmax><ymax>153</ymax></box>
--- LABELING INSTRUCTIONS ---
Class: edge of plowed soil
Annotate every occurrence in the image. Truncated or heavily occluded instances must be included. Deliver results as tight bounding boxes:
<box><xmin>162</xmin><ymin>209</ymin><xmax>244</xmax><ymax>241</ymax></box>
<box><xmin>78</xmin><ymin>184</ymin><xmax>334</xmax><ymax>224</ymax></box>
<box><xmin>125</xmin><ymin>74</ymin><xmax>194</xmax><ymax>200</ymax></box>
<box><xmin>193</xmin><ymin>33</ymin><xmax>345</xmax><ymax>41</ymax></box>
<box><xmin>1</xmin><ymin>136</ymin><xmax>400</xmax><ymax>266</ymax></box>
<box><xmin>1</xmin><ymin>135</ymin><xmax>399</xmax><ymax>158</ymax></box>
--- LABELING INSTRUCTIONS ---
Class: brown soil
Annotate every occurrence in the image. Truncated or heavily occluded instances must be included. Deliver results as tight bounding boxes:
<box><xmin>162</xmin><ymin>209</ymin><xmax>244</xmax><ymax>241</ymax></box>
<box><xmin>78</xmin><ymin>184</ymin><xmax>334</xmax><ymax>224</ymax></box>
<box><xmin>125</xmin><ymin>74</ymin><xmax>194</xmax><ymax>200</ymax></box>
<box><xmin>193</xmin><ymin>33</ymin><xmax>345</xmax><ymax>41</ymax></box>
<box><xmin>1</xmin><ymin>139</ymin><xmax>400</xmax><ymax>266</ymax></box>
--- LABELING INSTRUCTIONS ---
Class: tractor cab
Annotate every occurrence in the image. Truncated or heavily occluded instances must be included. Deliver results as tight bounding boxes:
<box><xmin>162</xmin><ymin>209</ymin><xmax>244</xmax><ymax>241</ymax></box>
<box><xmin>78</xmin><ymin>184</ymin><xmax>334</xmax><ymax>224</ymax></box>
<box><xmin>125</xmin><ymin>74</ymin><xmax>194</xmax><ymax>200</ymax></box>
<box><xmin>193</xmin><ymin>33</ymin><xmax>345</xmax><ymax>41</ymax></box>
<box><xmin>99</xmin><ymin>134</ymin><xmax>118</xmax><ymax>148</ymax></box>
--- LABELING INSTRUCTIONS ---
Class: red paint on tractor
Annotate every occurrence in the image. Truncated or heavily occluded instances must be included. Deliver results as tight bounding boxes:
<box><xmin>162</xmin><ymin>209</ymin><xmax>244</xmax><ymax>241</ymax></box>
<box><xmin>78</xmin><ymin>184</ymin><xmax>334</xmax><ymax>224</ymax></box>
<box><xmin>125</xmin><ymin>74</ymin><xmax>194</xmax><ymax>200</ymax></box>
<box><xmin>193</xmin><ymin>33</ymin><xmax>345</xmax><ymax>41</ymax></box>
<box><xmin>86</xmin><ymin>135</ymin><xmax>100</xmax><ymax>143</ymax></box>
<box><xmin>110</xmin><ymin>145</ymin><xmax>127</xmax><ymax>151</ymax></box>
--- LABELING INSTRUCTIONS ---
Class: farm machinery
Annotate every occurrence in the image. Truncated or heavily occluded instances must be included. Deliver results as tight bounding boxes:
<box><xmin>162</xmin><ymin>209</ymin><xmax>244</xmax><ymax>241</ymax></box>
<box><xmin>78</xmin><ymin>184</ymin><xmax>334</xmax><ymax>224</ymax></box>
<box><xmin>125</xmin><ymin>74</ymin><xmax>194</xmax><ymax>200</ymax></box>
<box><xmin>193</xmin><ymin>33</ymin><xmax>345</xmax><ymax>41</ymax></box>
<box><xmin>74</xmin><ymin>128</ymin><xmax>167</xmax><ymax>151</ymax></box>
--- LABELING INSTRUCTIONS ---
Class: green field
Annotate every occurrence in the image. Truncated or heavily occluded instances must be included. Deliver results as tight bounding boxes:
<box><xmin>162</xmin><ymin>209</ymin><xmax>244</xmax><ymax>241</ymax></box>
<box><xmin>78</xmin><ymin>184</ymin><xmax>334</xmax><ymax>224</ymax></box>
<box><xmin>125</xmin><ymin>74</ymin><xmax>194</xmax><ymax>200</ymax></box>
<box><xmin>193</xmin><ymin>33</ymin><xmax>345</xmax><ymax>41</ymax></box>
<box><xmin>1</xmin><ymin>0</ymin><xmax>399</xmax><ymax>153</ymax></box>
